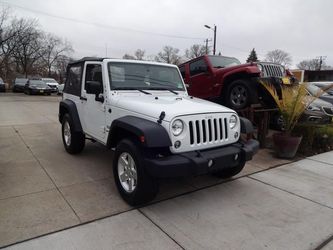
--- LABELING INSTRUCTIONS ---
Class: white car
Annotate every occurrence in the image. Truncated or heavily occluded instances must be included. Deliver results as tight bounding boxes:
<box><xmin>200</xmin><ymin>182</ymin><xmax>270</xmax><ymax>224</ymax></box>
<box><xmin>42</xmin><ymin>78</ymin><xmax>59</xmax><ymax>93</ymax></box>
<box><xmin>57</xmin><ymin>84</ymin><xmax>64</xmax><ymax>95</ymax></box>
<box><xmin>59</xmin><ymin>58</ymin><xmax>259</xmax><ymax>205</ymax></box>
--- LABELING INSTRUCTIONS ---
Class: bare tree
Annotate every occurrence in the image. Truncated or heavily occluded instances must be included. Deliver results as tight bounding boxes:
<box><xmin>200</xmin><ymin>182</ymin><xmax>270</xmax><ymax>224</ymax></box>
<box><xmin>11</xmin><ymin>21</ymin><xmax>43</xmax><ymax>77</ymax></box>
<box><xmin>122</xmin><ymin>53</ymin><xmax>136</xmax><ymax>60</ymax></box>
<box><xmin>134</xmin><ymin>49</ymin><xmax>145</xmax><ymax>60</ymax></box>
<box><xmin>265</xmin><ymin>49</ymin><xmax>292</xmax><ymax>67</ymax></box>
<box><xmin>185</xmin><ymin>44</ymin><xmax>208</xmax><ymax>59</ymax></box>
<box><xmin>54</xmin><ymin>55</ymin><xmax>72</xmax><ymax>83</ymax></box>
<box><xmin>41</xmin><ymin>33</ymin><xmax>73</xmax><ymax>76</ymax></box>
<box><xmin>0</xmin><ymin>7</ymin><xmax>74</xmax><ymax>82</ymax></box>
<box><xmin>122</xmin><ymin>49</ymin><xmax>145</xmax><ymax>60</ymax></box>
<box><xmin>297</xmin><ymin>58</ymin><xmax>332</xmax><ymax>70</ymax></box>
<box><xmin>155</xmin><ymin>46</ymin><xmax>180</xmax><ymax>65</ymax></box>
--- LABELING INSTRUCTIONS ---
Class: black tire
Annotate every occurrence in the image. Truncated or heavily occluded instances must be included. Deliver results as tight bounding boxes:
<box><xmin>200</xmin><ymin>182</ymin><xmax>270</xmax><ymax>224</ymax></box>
<box><xmin>225</xmin><ymin>80</ymin><xmax>251</xmax><ymax>110</ymax></box>
<box><xmin>213</xmin><ymin>161</ymin><xmax>246</xmax><ymax>178</ymax></box>
<box><xmin>271</xmin><ymin>113</ymin><xmax>285</xmax><ymax>131</ymax></box>
<box><xmin>113</xmin><ymin>139</ymin><xmax>158</xmax><ymax>206</ymax></box>
<box><xmin>61</xmin><ymin>113</ymin><xmax>85</xmax><ymax>154</ymax></box>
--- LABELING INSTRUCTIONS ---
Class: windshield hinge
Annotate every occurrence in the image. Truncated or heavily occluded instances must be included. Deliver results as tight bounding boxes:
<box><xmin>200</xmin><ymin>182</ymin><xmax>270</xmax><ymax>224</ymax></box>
<box><xmin>157</xmin><ymin>111</ymin><xmax>166</xmax><ymax>124</ymax></box>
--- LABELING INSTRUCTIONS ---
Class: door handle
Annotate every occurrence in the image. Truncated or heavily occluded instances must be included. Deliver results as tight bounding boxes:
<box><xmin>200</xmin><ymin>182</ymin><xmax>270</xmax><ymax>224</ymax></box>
<box><xmin>80</xmin><ymin>96</ymin><xmax>87</xmax><ymax>101</ymax></box>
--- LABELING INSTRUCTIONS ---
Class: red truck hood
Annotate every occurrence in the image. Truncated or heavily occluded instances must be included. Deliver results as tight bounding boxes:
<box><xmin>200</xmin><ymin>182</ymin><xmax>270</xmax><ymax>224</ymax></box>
<box><xmin>213</xmin><ymin>63</ymin><xmax>260</xmax><ymax>75</ymax></box>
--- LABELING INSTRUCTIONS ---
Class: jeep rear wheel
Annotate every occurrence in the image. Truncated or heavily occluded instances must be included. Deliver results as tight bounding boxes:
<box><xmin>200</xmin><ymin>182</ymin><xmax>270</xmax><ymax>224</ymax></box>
<box><xmin>113</xmin><ymin>139</ymin><xmax>158</xmax><ymax>206</ymax></box>
<box><xmin>61</xmin><ymin>113</ymin><xmax>85</xmax><ymax>154</ymax></box>
<box><xmin>213</xmin><ymin>161</ymin><xmax>245</xmax><ymax>178</ymax></box>
<box><xmin>225</xmin><ymin>80</ymin><xmax>250</xmax><ymax>110</ymax></box>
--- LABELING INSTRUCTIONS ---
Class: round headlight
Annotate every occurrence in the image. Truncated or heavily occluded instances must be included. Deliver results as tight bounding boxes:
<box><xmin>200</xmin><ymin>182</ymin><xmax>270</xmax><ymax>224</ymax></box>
<box><xmin>172</xmin><ymin>119</ymin><xmax>184</xmax><ymax>136</ymax></box>
<box><xmin>257</xmin><ymin>64</ymin><xmax>263</xmax><ymax>72</ymax></box>
<box><xmin>229</xmin><ymin>115</ymin><xmax>238</xmax><ymax>129</ymax></box>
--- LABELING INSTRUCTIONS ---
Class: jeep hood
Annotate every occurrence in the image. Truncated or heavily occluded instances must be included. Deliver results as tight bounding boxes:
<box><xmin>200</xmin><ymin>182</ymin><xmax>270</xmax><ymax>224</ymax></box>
<box><xmin>214</xmin><ymin>63</ymin><xmax>260</xmax><ymax>75</ymax></box>
<box><xmin>113</xmin><ymin>93</ymin><xmax>235</xmax><ymax>122</ymax></box>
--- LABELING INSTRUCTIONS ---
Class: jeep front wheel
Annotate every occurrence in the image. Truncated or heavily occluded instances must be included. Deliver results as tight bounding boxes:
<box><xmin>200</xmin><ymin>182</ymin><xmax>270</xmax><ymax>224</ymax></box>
<box><xmin>213</xmin><ymin>161</ymin><xmax>245</xmax><ymax>178</ymax></box>
<box><xmin>225</xmin><ymin>80</ymin><xmax>250</xmax><ymax>110</ymax></box>
<box><xmin>113</xmin><ymin>139</ymin><xmax>158</xmax><ymax>206</ymax></box>
<box><xmin>61</xmin><ymin>113</ymin><xmax>85</xmax><ymax>154</ymax></box>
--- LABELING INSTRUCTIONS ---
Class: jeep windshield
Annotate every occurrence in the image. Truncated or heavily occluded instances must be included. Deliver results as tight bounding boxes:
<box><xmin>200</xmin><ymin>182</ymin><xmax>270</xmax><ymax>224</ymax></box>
<box><xmin>108</xmin><ymin>62</ymin><xmax>185</xmax><ymax>91</ymax></box>
<box><xmin>209</xmin><ymin>56</ymin><xmax>241</xmax><ymax>68</ymax></box>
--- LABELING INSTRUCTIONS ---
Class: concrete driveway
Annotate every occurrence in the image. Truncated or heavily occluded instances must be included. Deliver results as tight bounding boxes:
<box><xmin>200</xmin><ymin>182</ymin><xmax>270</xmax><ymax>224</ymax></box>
<box><xmin>1</xmin><ymin>93</ymin><xmax>332</xmax><ymax>249</ymax></box>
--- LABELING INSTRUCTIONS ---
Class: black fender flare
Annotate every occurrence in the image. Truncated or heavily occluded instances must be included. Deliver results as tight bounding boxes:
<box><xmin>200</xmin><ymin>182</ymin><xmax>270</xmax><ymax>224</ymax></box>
<box><xmin>107</xmin><ymin>116</ymin><xmax>172</xmax><ymax>148</ymax></box>
<box><xmin>239</xmin><ymin>117</ymin><xmax>254</xmax><ymax>134</ymax></box>
<box><xmin>58</xmin><ymin>99</ymin><xmax>83</xmax><ymax>132</ymax></box>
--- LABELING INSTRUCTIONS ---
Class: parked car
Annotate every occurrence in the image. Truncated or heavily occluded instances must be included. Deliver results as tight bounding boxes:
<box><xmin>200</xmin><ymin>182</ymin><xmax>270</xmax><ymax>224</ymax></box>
<box><xmin>24</xmin><ymin>79</ymin><xmax>52</xmax><ymax>95</ymax></box>
<box><xmin>42</xmin><ymin>78</ymin><xmax>60</xmax><ymax>93</ymax></box>
<box><xmin>13</xmin><ymin>78</ymin><xmax>28</xmax><ymax>92</ymax></box>
<box><xmin>307</xmin><ymin>83</ymin><xmax>333</xmax><ymax>105</ymax></box>
<box><xmin>57</xmin><ymin>84</ymin><xmax>64</xmax><ymax>95</ymax></box>
<box><xmin>300</xmin><ymin>98</ymin><xmax>333</xmax><ymax>124</ymax></box>
<box><xmin>311</xmin><ymin>81</ymin><xmax>333</xmax><ymax>96</ymax></box>
<box><xmin>0</xmin><ymin>78</ymin><xmax>5</xmax><ymax>92</ymax></box>
<box><xmin>271</xmin><ymin>83</ymin><xmax>333</xmax><ymax>130</ymax></box>
<box><xmin>59</xmin><ymin>57</ymin><xmax>259</xmax><ymax>205</ymax></box>
<box><xmin>178</xmin><ymin>55</ymin><xmax>296</xmax><ymax>110</ymax></box>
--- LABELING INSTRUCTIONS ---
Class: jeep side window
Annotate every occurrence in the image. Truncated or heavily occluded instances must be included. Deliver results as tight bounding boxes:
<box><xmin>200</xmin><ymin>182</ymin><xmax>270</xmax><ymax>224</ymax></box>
<box><xmin>65</xmin><ymin>64</ymin><xmax>82</xmax><ymax>96</ymax></box>
<box><xmin>179</xmin><ymin>65</ymin><xmax>185</xmax><ymax>79</ymax></box>
<box><xmin>85</xmin><ymin>64</ymin><xmax>103</xmax><ymax>92</ymax></box>
<box><xmin>189</xmin><ymin>59</ymin><xmax>208</xmax><ymax>76</ymax></box>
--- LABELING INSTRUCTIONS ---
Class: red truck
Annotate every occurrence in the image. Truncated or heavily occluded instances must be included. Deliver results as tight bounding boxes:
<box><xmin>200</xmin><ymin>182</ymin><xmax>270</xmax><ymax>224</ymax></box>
<box><xmin>179</xmin><ymin>55</ymin><xmax>294</xmax><ymax>110</ymax></box>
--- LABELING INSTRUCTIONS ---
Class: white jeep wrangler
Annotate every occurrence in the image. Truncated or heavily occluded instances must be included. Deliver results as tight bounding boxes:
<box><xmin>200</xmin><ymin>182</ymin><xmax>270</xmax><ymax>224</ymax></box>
<box><xmin>59</xmin><ymin>57</ymin><xmax>259</xmax><ymax>205</ymax></box>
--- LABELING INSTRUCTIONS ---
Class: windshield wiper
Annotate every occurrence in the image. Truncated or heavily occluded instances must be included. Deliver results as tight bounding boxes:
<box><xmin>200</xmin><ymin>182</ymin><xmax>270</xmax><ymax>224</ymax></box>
<box><xmin>147</xmin><ymin>87</ymin><xmax>179</xmax><ymax>95</ymax></box>
<box><xmin>138</xmin><ymin>89</ymin><xmax>151</xmax><ymax>95</ymax></box>
<box><xmin>214</xmin><ymin>66</ymin><xmax>224</xmax><ymax>68</ymax></box>
<box><xmin>112</xmin><ymin>87</ymin><xmax>151</xmax><ymax>95</ymax></box>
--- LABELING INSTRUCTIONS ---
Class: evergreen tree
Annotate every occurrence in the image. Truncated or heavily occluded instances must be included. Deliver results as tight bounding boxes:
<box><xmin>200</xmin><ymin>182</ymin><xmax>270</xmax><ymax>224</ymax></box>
<box><xmin>246</xmin><ymin>48</ymin><xmax>258</xmax><ymax>62</ymax></box>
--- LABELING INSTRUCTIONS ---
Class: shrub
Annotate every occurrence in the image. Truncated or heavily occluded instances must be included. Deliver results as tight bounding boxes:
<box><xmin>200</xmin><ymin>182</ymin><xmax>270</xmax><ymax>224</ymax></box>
<box><xmin>293</xmin><ymin>124</ymin><xmax>333</xmax><ymax>155</ymax></box>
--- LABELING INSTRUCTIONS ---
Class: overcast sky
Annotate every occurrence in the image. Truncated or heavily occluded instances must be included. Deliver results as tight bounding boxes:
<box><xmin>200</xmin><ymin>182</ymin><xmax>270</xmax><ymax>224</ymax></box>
<box><xmin>2</xmin><ymin>0</ymin><xmax>332</xmax><ymax>67</ymax></box>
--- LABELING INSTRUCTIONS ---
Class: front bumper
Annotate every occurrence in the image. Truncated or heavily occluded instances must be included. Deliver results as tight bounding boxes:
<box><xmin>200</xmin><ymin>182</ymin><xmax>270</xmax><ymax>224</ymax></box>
<box><xmin>29</xmin><ymin>88</ymin><xmax>52</xmax><ymax>94</ymax></box>
<box><xmin>13</xmin><ymin>85</ymin><xmax>25</xmax><ymax>92</ymax></box>
<box><xmin>144</xmin><ymin>139</ymin><xmax>259</xmax><ymax>178</ymax></box>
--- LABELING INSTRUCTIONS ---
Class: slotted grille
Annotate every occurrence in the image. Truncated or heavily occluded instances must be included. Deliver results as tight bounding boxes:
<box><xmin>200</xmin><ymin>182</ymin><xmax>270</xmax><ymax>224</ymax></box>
<box><xmin>260</xmin><ymin>63</ymin><xmax>284</xmax><ymax>78</ymax></box>
<box><xmin>189</xmin><ymin>117</ymin><xmax>228</xmax><ymax>145</ymax></box>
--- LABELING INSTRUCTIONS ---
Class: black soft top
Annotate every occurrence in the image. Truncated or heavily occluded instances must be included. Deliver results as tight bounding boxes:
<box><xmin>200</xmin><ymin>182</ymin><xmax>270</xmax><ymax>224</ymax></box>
<box><xmin>68</xmin><ymin>57</ymin><xmax>105</xmax><ymax>65</ymax></box>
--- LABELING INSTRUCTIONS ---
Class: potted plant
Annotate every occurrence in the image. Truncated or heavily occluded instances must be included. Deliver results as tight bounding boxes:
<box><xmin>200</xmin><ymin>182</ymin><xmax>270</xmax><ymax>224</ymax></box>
<box><xmin>260</xmin><ymin>82</ymin><xmax>317</xmax><ymax>158</ymax></box>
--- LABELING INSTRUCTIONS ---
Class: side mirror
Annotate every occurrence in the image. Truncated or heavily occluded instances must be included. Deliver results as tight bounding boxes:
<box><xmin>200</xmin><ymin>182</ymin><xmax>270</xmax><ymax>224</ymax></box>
<box><xmin>86</xmin><ymin>81</ymin><xmax>102</xmax><ymax>95</ymax></box>
<box><xmin>86</xmin><ymin>81</ymin><xmax>104</xmax><ymax>103</ymax></box>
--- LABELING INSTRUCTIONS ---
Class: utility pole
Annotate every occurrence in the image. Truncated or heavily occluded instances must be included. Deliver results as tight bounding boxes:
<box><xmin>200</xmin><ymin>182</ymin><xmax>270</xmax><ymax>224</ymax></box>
<box><xmin>204</xmin><ymin>38</ymin><xmax>212</xmax><ymax>54</ymax></box>
<box><xmin>317</xmin><ymin>56</ymin><xmax>326</xmax><ymax>70</ymax></box>
<box><xmin>213</xmin><ymin>25</ymin><xmax>217</xmax><ymax>55</ymax></box>
<box><xmin>204</xmin><ymin>24</ymin><xmax>217</xmax><ymax>55</ymax></box>
<box><xmin>105</xmin><ymin>43</ymin><xmax>108</xmax><ymax>57</ymax></box>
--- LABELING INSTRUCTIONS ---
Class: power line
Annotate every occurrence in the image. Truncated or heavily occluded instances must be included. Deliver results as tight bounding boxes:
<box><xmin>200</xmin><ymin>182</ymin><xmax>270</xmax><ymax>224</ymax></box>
<box><xmin>0</xmin><ymin>1</ymin><xmax>205</xmax><ymax>40</ymax></box>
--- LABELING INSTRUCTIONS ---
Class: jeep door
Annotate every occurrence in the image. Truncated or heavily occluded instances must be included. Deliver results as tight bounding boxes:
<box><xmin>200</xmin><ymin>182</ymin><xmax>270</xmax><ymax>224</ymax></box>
<box><xmin>81</xmin><ymin>63</ymin><xmax>106</xmax><ymax>141</ymax></box>
<box><xmin>187</xmin><ymin>58</ymin><xmax>214</xmax><ymax>99</ymax></box>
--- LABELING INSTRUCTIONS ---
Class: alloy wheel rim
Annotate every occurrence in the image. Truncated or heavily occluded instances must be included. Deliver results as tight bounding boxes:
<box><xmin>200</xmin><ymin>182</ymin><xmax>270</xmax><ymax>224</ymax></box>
<box><xmin>117</xmin><ymin>152</ymin><xmax>138</xmax><ymax>193</ymax></box>
<box><xmin>230</xmin><ymin>85</ymin><xmax>247</xmax><ymax>106</ymax></box>
<box><xmin>63</xmin><ymin>121</ymin><xmax>71</xmax><ymax>146</ymax></box>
